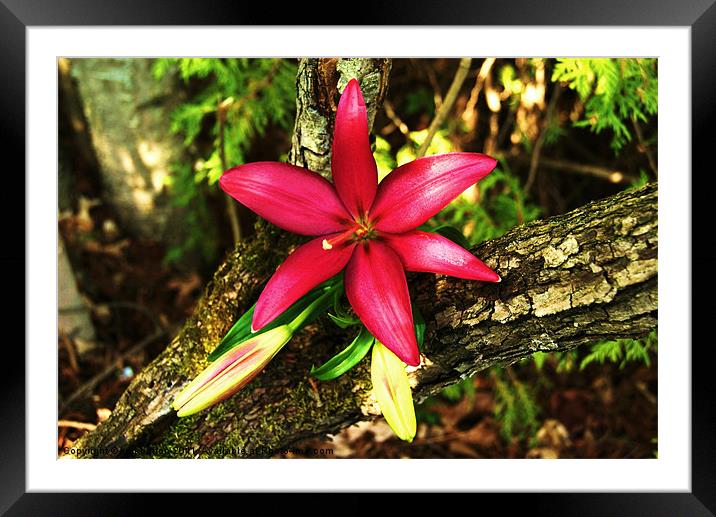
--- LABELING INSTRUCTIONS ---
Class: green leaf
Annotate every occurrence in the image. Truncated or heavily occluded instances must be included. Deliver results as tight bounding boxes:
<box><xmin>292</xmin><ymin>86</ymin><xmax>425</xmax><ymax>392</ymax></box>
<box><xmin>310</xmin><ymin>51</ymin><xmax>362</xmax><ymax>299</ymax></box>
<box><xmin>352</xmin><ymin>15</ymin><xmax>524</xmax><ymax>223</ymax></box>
<box><xmin>331</xmin><ymin>281</ymin><xmax>358</xmax><ymax>317</ymax></box>
<box><xmin>208</xmin><ymin>304</ymin><xmax>256</xmax><ymax>361</ymax></box>
<box><xmin>327</xmin><ymin>312</ymin><xmax>361</xmax><ymax>329</ymax></box>
<box><xmin>311</xmin><ymin>327</ymin><xmax>374</xmax><ymax>381</ymax></box>
<box><xmin>209</xmin><ymin>282</ymin><xmax>330</xmax><ymax>362</ymax></box>
<box><xmin>412</xmin><ymin>303</ymin><xmax>426</xmax><ymax>351</ymax></box>
<box><xmin>430</xmin><ymin>224</ymin><xmax>471</xmax><ymax>249</ymax></box>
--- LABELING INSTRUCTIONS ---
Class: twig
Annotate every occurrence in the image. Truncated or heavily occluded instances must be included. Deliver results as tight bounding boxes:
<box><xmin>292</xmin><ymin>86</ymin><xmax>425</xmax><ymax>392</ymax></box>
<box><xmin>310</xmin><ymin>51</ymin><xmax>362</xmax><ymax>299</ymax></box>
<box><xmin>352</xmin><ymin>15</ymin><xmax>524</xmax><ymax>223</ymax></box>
<box><xmin>58</xmin><ymin>420</ymin><xmax>97</xmax><ymax>431</ymax></box>
<box><xmin>481</xmin><ymin>69</ymin><xmax>501</xmax><ymax>158</ymax></box>
<box><xmin>59</xmin><ymin>332</ymin><xmax>80</xmax><ymax>373</ymax></box>
<box><xmin>461</xmin><ymin>58</ymin><xmax>496</xmax><ymax>130</ymax></box>
<box><xmin>383</xmin><ymin>100</ymin><xmax>410</xmax><ymax>137</ymax></box>
<box><xmin>496</xmin><ymin>106</ymin><xmax>516</xmax><ymax>150</ymax></box>
<box><xmin>217</xmin><ymin>62</ymin><xmax>284</xmax><ymax>244</ymax></box>
<box><xmin>635</xmin><ymin>381</ymin><xmax>657</xmax><ymax>406</ymax></box>
<box><xmin>632</xmin><ymin>117</ymin><xmax>658</xmax><ymax>178</ymax></box>
<box><xmin>524</xmin><ymin>85</ymin><xmax>562</xmax><ymax>193</ymax></box>
<box><xmin>419</xmin><ymin>59</ymin><xmax>444</xmax><ymax>111</ymax></box>
<box><xmin>417</xmin><ymin>58</ymin><xmax>473</xmax><ymax>158</ymax></box>
<box><xmin>218</xmin><ymin>98</ymin><xmax>241</xmax><ymax>245</ymax></box>
<box><xmin>512</xmin><ymin>154</ymin><xmax>634</xmax><ymax>184</ymax></box>
<box><xmin>59</xmin><ymin>327</ymin><xmax>167</xmax><ymax>413</ymax></box>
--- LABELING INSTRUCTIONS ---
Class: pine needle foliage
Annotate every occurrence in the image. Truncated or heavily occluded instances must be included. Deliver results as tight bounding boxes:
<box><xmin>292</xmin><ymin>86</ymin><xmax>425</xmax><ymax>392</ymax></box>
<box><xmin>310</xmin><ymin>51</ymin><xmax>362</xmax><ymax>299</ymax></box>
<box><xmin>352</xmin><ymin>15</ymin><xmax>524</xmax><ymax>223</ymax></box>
<box><xmin>430</xmin><ymin>159</ymin><xmax>541</xmax><ymax>245</ymax></box>
<box><xmin>493</xmin><ymin>370</ymin><xmax>541</xmax><ymax>442</ymax></box>
<box><xmin>152</xmin><ymin>58</ymin><xmax>297</xmax><ymax>263</ymax></box>
<box><xmin>551</xmin><ymin>58</ymin><xmax>658</xmax><ymax>152</ymax></box>
<box><xmin>579</xmin><ymin>330</ymin><xmax>657</xmax><ymax>371</ymax></box>
<box><xmin>154</xmin><ymin>58</ymin><xmax>296</xmax><ymax>185</ymax></box>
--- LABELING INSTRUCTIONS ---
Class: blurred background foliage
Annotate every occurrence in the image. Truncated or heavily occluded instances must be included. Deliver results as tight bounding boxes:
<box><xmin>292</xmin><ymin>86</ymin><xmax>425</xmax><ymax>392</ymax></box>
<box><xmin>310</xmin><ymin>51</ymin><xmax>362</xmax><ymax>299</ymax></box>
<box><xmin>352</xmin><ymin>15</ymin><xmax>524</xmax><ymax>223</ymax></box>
<box><xmin>58</xmin><ymin>57</ymin><xmax>658</xmax><ymax>458</ymax></box>
<box><xmin>152</xmin><ymin>58</ymin><xmax>297</xmax><ymax>263</ymax></box>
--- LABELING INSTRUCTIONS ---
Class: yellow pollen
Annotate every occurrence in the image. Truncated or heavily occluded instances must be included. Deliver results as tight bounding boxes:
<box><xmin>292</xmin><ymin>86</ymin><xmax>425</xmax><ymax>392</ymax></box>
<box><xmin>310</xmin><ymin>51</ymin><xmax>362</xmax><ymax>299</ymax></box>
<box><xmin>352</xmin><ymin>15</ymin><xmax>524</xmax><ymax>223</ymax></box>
<box><xmin>322</xmin><ymin>239</ymin><xmax>333</xmax><ymax>250</ymax></box>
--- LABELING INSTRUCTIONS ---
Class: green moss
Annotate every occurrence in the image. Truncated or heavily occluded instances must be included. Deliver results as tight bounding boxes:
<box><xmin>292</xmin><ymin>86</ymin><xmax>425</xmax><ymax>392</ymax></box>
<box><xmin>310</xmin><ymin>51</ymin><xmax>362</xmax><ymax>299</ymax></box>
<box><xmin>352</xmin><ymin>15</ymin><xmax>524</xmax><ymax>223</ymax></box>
<box><xmin>130</xmin><ymin>219</ymin><xmax>377</xmax><ymax>459</ymax></box>
<box><xmin>149</xmin><ymin>350</ymin><xmax>373</xmax><ymax>458</ymax></box>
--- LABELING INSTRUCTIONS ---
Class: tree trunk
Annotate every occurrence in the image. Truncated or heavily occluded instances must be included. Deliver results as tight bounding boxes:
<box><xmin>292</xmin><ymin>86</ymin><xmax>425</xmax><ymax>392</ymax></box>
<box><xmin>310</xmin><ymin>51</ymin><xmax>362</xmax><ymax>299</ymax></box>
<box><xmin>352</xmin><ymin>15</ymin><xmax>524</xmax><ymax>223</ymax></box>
<box><xmin>69</xmin><ymin>58</ymin><xmax>206</xmax><ymax>261</ymax></box>
<box><xmin>58</xmin><ymin>236</ymin><xmax>97</xmax><ymax>356</ymax></box>
<box><xmin>289</xmin><ymin>58</ymin><xmax>392</xmax><ymax>177</ymax></box>
<box><xmin>67</xmin><ymin>59</ymin><xmax>657</xmax><ymax>459</ymax></box>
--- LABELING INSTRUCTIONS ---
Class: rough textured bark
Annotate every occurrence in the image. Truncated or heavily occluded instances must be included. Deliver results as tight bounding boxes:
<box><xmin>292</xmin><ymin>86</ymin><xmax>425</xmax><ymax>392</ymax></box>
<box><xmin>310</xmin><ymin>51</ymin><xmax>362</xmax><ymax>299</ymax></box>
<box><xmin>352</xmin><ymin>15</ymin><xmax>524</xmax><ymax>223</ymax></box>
<box><xmin>70</xmin><ymin>59</ymin><xmax>197</xmax><ymax>253</ymax></box>
<box><xmin>288</xmin><ymin>58</ymin><xmax>392</xmax><ymax>178</ymax></box>
<box><xmin>68</xmin><ymin>59</ymin><xmax>657</xmax><ymax>459</ymax></box>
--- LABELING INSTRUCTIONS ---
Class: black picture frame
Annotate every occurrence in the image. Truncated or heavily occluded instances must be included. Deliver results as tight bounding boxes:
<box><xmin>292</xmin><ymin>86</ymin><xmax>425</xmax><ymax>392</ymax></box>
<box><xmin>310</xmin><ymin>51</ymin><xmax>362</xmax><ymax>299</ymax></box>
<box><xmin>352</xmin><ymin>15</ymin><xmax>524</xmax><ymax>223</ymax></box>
<box><xmin>2</xmin><ymin>0</ymin><xmax>711</xmax><ymax>513</ymax></box>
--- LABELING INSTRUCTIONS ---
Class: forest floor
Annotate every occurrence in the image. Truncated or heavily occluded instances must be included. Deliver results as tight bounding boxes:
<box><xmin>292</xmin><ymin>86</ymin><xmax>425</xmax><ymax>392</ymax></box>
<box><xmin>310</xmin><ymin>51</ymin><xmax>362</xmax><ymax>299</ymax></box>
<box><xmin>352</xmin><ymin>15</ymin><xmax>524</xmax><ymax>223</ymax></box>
<box><xmin>57</xmin><ymin>198</ymin><xmax>657</xmax><ymax>460</ymax></box>
<box><xmin>287</xmin><ymin>360</ymin><xmax>657</xmax><ymax>459</ymax></box>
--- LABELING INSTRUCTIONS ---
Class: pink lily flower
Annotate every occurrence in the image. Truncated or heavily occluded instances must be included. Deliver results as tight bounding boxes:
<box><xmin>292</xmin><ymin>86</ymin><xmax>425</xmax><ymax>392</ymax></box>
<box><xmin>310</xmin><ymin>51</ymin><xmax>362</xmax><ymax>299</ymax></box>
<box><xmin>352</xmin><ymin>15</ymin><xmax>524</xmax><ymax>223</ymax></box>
<box><xmin>220</xmin><ymin>78</ymin><xmax>499</xmax><ymax>367</ymax></box>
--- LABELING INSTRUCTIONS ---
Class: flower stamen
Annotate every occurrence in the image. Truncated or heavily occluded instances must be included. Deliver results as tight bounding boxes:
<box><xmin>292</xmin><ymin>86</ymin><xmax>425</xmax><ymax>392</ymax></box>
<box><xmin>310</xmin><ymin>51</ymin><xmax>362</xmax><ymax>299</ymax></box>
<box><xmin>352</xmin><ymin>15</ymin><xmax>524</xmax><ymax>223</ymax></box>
<box><xmin>321</xmin><ymin>230</ymin><xmax>355</xmax><ymax>251</ymax></box>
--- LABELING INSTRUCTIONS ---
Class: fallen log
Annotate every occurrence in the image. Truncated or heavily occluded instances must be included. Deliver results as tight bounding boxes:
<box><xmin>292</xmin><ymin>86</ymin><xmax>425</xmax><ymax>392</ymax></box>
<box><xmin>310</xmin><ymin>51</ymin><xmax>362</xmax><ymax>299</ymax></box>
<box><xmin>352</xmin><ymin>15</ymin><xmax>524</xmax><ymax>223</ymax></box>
<box><xmin>68</xmin><ymin>58</ymin><xmax>656</xmax><ymax>458</ymax></box>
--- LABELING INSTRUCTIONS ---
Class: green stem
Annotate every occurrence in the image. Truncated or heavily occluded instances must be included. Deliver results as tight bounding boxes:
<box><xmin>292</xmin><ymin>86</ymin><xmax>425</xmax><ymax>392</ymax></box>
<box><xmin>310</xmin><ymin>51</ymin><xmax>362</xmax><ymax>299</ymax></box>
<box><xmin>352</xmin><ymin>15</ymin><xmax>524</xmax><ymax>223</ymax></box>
<box><xmin>288</xmin><ymin>281</ymin><xmax>343</xmax><ymax>333</ymax></box>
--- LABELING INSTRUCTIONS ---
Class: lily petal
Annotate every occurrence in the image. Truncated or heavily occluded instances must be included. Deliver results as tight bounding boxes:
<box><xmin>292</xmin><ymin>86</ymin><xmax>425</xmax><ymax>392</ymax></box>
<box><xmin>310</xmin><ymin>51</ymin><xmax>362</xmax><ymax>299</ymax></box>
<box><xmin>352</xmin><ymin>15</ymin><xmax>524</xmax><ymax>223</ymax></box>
<box><xmin>173</xmin><ymin>325</ymin><xmax>293</xmax><ymax>417</ymax></box>
<box><xmin>371</xmin><ymin>341</ymin><xmax>417</xmax><ymax>442</ymax></box>
<box><xmin>344</xmin><ymin>240</ymin><xmax>419</xmax><ymax>366</ymax></box>
<box><xmin>383</xmin><ymin>230</ymin><xmax>500</xmax><ymax>282</ymax></box>
<box><xmin>370</xmin><ymin>153</ymin><xmax>497</xmax><ymax>233</ymax></box>
<box><xmin>220</xmin><ymin>162</ymin><xmax>351</xmax><ymax>235</ymax></box>
<box><xmin>332</xmin><ymin>78</ymin><xmax>378</xmax><ymax>220</ymax></box>
<box><xmin>252</xmin><ymin>233</ymin><xmax>356</xmax><ymax>331</ymax></box>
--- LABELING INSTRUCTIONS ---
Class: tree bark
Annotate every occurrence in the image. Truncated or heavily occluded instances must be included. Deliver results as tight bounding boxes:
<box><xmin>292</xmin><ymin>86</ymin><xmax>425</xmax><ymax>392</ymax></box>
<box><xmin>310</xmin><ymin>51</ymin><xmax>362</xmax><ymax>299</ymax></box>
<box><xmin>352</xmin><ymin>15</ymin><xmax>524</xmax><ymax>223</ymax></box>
<box><xmin>58</xmin><ymin>235</ymin><xmax>97</xmax><ymax>356</ymax></box>
<box><xmin>288</xmin><ymin>58</ymin><xmax>392</xmax><ymax>178</ymax></box>
<box><xmin>70</xmin><ymin>58</ymin><xmax>207</xmax><ymax>261</ymax></box>
<box><xmin>68</xmin><ymin>59</ymin><xmax>657</xmax><ymax>459</ymax></box>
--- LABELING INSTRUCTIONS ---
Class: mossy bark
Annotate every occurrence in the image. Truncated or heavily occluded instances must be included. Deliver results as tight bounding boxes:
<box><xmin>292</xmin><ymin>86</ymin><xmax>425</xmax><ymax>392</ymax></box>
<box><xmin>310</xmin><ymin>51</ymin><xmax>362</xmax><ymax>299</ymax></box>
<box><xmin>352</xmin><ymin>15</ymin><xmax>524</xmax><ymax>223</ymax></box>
<box><xmin>69</xmin><ymin>59</ymin><xmax>657</xmax><ymax>459</ymax></box>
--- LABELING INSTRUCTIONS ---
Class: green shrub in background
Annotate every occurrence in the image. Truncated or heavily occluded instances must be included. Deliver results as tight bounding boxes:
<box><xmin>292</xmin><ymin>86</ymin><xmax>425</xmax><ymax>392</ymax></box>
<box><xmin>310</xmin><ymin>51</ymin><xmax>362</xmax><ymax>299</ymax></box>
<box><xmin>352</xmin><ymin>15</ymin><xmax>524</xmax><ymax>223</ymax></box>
<box><xmin>153</xmin><ymin>58</ymin><xmax>297</xmax><ymax>264</ymax></box>
<box><xmin>375</xmin><ymin>131</ymin><xmax>540</xmax><ymax>246</ymax></box>
<box><xmin>378</xmin><ymin>60</ymin><xmax>657</xmax><ymax>444</ymax></box>
<box><xmin>552</xmin><ymin>58</ymin><xmax>658</xmax><ymax>152</ymax></box>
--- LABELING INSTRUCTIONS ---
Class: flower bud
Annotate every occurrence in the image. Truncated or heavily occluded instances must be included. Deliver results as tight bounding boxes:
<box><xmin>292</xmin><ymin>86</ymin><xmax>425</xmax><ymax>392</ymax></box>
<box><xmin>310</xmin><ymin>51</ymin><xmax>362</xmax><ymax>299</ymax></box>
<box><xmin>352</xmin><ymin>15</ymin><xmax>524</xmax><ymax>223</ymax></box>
<box><xmin>173</xmin><ymin>325</ymin><xmax>293</xmax><ymax>417</ymax></box>
<box><xmin>371</xmin><ymin>341</ymin><xmax>417</xmax><ymax>442</ymax></box>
